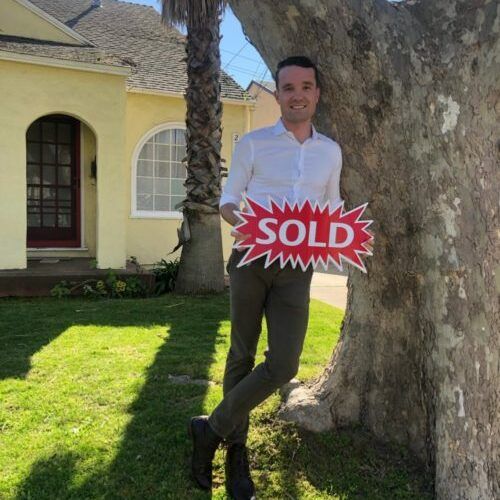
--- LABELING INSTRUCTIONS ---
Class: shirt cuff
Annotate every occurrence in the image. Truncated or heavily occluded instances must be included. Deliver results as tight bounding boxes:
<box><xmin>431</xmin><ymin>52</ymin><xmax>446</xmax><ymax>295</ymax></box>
<box><xmin>219</xmin><ymin>193</ymin><xmax>241</xmax><ymax>208</ymax></box>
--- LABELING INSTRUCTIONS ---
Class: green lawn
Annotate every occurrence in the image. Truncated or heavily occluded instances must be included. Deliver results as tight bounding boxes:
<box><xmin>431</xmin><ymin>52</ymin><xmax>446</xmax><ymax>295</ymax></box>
<box><xmin>0</xmin><ymin>294</ymin><xmax>430</xmax><ymax>499</ymax></box>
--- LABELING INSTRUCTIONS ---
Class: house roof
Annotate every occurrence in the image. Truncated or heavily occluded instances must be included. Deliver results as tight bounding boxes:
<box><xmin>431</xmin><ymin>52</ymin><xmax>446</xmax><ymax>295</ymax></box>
<box><xmin>247</xmin><ymin>80</ymin><xmax>276</xmax><ymax>94</ymax></box>
<box><xmin>0</xmin><ymin>34</ymin><xmax>127</xmax><ymax>68</ymax></box>
<box><xmin>7</xmin><ymin>0</ymin><xmax>250</xmax><ymax>102</ymax></box>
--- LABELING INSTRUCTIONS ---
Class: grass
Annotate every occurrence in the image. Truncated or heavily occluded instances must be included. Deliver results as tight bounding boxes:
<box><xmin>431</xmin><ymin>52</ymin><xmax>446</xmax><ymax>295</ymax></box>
<box><xmin>0</xmin><ymin>294</ymin><xmax>431</xmax><ymax>499</ymax></box>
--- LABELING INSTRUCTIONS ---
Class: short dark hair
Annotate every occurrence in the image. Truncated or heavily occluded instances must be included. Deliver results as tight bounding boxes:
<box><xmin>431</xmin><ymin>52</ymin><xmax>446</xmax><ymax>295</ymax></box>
<box><xmin>274</xmin><ymin>56</ymin><xmax>320</xmax><ymax>89</ymax></box>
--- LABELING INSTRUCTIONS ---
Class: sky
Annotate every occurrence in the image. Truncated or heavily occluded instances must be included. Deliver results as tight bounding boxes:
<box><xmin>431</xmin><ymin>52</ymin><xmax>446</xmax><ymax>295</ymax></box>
<box><xmin>124</xmin><ymin>0</ymin><xmax>272</xmax><ymax>89</ymax></box>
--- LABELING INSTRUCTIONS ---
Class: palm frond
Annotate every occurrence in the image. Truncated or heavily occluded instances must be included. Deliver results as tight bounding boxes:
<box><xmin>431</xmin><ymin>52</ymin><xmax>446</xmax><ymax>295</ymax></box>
<box><xmin>161</xmin><ymin>0</ymin><xmax>227</xmax><ymax>28</ymax></box>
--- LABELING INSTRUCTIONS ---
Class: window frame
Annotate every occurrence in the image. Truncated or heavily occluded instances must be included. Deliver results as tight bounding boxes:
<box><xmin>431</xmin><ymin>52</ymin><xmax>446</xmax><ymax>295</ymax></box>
<box><xmin>131</xmin><ymin>122</ymin><xmax>187</xmax><ymax>219</ymax></box>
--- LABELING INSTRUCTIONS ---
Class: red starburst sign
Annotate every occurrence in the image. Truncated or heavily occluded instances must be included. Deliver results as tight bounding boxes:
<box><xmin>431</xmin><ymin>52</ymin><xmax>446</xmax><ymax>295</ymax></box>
<box><xmin>234</xmin><ymin>196</ymin><xmax>373</xmax><ymax>272</ymax></box>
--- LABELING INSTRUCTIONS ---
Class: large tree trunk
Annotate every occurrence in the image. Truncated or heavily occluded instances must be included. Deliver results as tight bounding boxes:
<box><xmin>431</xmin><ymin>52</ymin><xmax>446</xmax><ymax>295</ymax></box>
<box><xmin>175</xmin><ymin>2</ymin><xmax>225</xmax><ymax>294</ymax></box>
<box><xmin>229</xmin><ymin>0</ymin><xmax>499</xmax><ymax>497</ymax></box>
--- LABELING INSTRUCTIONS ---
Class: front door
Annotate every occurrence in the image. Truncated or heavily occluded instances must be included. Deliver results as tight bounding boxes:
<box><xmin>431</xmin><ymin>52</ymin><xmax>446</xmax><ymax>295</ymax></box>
<box><xmin>26</xmin><ymin>115</ymin><xmax>81</xmax><ymax>248</ymax></box>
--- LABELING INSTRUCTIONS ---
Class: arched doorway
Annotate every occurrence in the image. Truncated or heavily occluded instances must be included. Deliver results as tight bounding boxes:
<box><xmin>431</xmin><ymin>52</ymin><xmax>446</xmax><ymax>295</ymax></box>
<box><xmin>26</xmin><ymin>115</ymin><xmax>81</xmax><ymax>248</ymax></box>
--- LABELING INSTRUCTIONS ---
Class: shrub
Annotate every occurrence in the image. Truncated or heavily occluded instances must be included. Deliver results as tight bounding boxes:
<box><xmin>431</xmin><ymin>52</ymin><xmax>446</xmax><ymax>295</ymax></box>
<box><xmin>50</xmin><ymin>281</ymin><xmax>72</xmax><ymax>298</ymax></box>
<box><xmin>51</xmin><ymin>271</ymin><xmax>148</xmax><ymax>299</ymax></box>
<box><xmin>152</xmin><ymin>258</ymin><xmax>180</xmax><ymax>295</ymax></box>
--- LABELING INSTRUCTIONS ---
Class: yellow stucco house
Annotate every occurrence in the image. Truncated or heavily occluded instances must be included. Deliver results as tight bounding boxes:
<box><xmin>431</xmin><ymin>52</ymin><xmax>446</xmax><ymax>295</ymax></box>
<box><xmin>0</xmin><ymin>0</ymin><xmax>253</xmax><ymax>272</ymax></box>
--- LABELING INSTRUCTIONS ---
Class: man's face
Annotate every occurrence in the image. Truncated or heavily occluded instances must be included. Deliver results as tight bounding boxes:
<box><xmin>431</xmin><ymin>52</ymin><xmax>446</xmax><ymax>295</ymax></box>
<box><xmin>274</xmin><ymin>65</ymin><xmax>320</xmax><ymax>125</ymax></box>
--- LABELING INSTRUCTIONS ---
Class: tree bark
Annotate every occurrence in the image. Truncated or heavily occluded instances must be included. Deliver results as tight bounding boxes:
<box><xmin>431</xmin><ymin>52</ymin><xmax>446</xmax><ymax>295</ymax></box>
<box><xmin>174</xmin><ymin>2</ymin><xmax>225</xmax><ymax>294</ymax></box>
<box><xmin>174</xmin><ymin>211</ymin><xmax>225</xmax><ymax>293</ymax></box>
<box><xmin>229</xmin><ymin>0</ymin><xmax>499</xmax><ymax>497</ymax></box>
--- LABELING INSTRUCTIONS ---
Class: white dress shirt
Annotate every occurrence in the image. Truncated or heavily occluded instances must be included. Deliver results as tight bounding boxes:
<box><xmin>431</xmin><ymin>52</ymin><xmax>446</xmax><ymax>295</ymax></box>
<box><xmin>220</xmin><ymin>119</ymin><xmax>342</xmax><ymax>209</ymax></box>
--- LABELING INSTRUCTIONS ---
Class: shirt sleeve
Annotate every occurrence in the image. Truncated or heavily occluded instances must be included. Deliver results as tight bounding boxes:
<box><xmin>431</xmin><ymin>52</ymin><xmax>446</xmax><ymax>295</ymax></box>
<box><xmin>220</xmin><ymin>135</ymin><xmax>253</xmax><ymax>208</ymax></box>
<box><xmin>326</xmin><ymin>144</ymin><xmax>343</xmax><ymax>208</ymax></box>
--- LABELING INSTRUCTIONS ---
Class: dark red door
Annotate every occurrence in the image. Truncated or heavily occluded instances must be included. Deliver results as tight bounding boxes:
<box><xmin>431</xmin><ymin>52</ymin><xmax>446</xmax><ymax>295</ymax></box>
<box><xmin>26</xmin><ymin>115</ymin><xmax>81</xmax><ymax>248</ymax></box>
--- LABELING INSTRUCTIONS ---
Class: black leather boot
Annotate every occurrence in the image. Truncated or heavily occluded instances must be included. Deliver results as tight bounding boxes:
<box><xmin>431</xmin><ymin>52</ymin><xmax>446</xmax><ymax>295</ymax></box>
<box><xmin>226</xmin><ymin>443</ymin><xmax>256</xmax><ymax>499</ymax></box>
<box><xmin>188</xmin><ymin>415</ymin><xmax>222</xmax><ymax>490</ymax></box>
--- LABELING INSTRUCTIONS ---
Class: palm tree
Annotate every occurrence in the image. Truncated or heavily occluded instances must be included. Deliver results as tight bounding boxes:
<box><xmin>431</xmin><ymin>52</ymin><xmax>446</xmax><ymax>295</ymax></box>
<box><xmin>162</xmin><ymin>0</ymin><xmax>227</xmax><ymax>293</ymax></box>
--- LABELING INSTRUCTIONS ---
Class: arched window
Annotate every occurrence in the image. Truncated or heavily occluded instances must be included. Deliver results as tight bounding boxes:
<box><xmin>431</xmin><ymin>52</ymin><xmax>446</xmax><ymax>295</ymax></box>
<box><xmin>132</xmin><ymin>124</ymin><xmax>187</xmax><ymax>218</ymax></box>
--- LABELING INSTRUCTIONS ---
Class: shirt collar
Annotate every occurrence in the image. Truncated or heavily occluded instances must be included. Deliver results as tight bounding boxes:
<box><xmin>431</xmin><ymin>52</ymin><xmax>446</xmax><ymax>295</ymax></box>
<box><xmin>272</xmin><ymin>118</ymin><xmax>319</xmax><ymax>141</ymax></box>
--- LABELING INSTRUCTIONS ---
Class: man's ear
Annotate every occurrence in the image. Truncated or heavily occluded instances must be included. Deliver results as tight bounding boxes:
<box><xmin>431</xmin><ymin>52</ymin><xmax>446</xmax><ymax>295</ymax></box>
<box><xmin>274</xmin><ymin>90</ymin><xmax>279</xmax><ymax>104</ymax></box>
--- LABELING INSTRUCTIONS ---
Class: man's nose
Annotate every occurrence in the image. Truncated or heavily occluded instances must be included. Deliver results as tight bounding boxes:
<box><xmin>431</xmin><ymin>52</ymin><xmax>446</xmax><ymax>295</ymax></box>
<box><xmin>292</xmin><ymin>89</ymin><xmax>306</xmax><ymax>100</ymax></box>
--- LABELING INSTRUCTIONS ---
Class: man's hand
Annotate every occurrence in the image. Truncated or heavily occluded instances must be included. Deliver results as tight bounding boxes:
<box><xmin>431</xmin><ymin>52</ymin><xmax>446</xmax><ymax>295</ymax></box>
<box><xmin>231</xmin><ymin>205</ymin><xmax>251</xmax><ymax>252</ymax></box>
<box><xmin>364</xmin><ymin>230</ymin><xmax>374</xmax><ymax>253</ymax></box>
<box><xmin>220</xmin><ymin>202</ymin><xmax>251</xmax><ymax>251</ymax></box>
<box><xmin>220</xmin><ymin>203</ymin><xmax>241</xmax><ymax>226</ymax></box>
<box><xmin>231</xmin><ymin>228</ymin><xmax>251</xmax><ymax>251</ymax></box>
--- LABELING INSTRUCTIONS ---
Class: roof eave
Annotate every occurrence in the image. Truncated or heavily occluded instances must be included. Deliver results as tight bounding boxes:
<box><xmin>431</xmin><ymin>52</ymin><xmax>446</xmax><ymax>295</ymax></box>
<box><xmin>127</xmin><ymin>86</ymin><xmax>255</xmax><ymax>106</ymax></box>
<box><xmin>14</xmin><ymin>0</ymin><xmax>95</xmax><ymax>46</ymax></box>
<box><xmin>0</xmin><ymin>50</ymin><xmax>131</xmax><ymax>76</ymax></box>
<box><xmin>247</xmin><ymin>80</ymin><xmax>274</xmax><ymax>95</ymax></box>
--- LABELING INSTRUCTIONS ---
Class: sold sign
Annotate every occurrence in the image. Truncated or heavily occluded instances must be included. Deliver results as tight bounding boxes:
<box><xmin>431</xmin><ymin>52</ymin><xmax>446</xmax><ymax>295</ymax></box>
<box><xmin>234</xmin><ymin>196</ymin><xmax>373</xmax><ymax>272</ymax></box>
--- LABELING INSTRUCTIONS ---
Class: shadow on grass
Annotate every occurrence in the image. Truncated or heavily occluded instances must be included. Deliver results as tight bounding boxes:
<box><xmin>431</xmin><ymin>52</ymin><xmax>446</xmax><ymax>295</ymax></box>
<box><xmin>251</xmin><ymin>414</ymin><xmax>433</xmax><ymax>499</ymax></box>
<box><xmin>15</xmin><ymin>452</ymin><xmax>79</xmax><ymax>499</ymax></box>
<box><xmin>97</xmin><ymin>294</ymin><xmax>227</xmax><ymax>499</ymax></box>
<box><xmin>0</xmin><ymin>299</ymin><xmax>74</xmax><ymax>380</ymax></box>
<box><xmin>9</xmin><ymin>294</ymin><xmax>228</xmax><ymax>500</ymax></box>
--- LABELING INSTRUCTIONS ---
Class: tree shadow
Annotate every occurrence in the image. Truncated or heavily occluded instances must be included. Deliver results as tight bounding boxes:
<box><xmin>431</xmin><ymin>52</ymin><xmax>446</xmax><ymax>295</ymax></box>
<box><xmin>264</xmin><ymin>420</ymin><xmax>433</xmax><ymax>499</ymax></box>
<box><xmin>97</xmin><ymin>294</ymin><xmax>228</xmax><ymax>499</ymax></box>
<box><xmin>16</xmin><ymin>452</ymin><xmax>79</xmax><ymax>500</ymax></box>
<box><xmin>0</xmin><ymin>298</ymin><xmax>76</xmax><ymax>380</ymax></box>
<box><xmin>9</xmin><ymin>294</ymin><xmax>228</xmax><ymax>499</ymax></box>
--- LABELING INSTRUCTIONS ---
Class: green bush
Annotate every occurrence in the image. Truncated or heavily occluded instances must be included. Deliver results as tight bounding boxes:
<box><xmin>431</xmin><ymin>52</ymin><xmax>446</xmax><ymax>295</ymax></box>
<box><xmin>50</xmin><ymin>281</ymin><xmax>72</xmax><ymax>298</ymax></box>
<box><xmin>51</xmin><ymin>271</ymin><xmax>148</xmax><ymax>299</ymax></box>
<box><xmin>152</xmin><ymin>258</ymin><xmax>180</xmax><ymax>295</ymax></box>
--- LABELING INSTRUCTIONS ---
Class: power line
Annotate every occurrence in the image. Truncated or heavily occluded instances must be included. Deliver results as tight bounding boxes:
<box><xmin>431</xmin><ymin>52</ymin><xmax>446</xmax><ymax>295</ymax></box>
<box><xmin>222</xmin><ymin>42</ymin><xmax>249</xmax><ymax>71</ymax></box>
<box><xmin>225</xmin><ymin>68</ymin><xmax>264</xmax><ymax>78</ymax></box>
<box><xmin>249</xmin><ymin>61</ymin><xmax>262</xmax><ymax>84</ymax></box>
<box><xmin>221</xmin><ymin>49</ymin><xmax>263</xmax><ymax>65</ymax></box>
<box><xmin>248</xmin><ymin>57</ymin><xmax>273</xmax><ymax>87</ymax></box>
<box><xmin>220</xmin><ymin>48</ymin><xmax>272</xmax><ymax>87</ymax></box>
<box><xmin>248</xmin><ymin>65</ymin><xmax>273</xmax><ymax>98</ymax></box>
<box><xmin>224</xmin><ymin>62</ymin><xmax>271</xmax><ymax>78</ymax></box>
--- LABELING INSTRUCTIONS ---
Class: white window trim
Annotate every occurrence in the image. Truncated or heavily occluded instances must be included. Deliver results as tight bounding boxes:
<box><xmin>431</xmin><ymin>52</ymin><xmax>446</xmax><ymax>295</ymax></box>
<box><xmin>131</xmin><ymin>122</ymin><xmax>186</xmax><ymax>220</ymax></box>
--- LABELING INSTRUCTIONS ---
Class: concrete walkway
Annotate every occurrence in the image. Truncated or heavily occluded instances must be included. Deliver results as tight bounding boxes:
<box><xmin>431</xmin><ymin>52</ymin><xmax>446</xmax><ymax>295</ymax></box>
<box><xmin>310</xmin><ymin>271</ymin><xmax>348</xmax><ymax>310</ymax></box>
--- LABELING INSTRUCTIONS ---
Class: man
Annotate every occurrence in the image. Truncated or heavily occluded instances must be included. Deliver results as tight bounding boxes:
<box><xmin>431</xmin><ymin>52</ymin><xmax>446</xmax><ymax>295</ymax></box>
<box><xmin>188</xmin><ymin>56</ymin><xmax>342</xmax><ymax>499</ymax></box>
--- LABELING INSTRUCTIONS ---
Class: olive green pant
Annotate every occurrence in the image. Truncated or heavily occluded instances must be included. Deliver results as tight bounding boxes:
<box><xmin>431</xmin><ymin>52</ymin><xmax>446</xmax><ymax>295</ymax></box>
<box><xmin>208</xmin><ymin>250</ymin><xmax>313</xmax><ymax>443</ymax></box>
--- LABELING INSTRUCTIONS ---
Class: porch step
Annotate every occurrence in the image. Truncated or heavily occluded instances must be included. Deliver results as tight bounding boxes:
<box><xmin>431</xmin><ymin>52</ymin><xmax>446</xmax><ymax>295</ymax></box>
<box><xmin>0</xmin><ymin>258</ymin><xmax>154</xmax><ymax>297</ymax></box>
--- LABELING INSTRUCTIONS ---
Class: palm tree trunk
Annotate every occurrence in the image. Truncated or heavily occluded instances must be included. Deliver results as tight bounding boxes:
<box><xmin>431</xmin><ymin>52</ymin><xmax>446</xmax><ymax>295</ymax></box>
<box><xmin>175</xmin><ymin>2</ymin><xmax>225</xmax><ymax>294</ymax></box>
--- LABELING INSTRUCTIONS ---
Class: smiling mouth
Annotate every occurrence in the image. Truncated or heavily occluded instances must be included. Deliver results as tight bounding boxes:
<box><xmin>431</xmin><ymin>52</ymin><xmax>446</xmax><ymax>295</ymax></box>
<box><xmin>290</xmin><ymin>105</ymin><xmax>307</xmax><ymax>110</ymax></box>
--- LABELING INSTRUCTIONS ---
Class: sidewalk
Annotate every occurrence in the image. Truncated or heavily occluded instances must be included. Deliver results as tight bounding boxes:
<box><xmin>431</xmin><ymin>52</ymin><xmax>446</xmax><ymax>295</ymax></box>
<box><xmin>310</xmin><ymin>271</ymin><xmax>348</xmax><ymax>310</ymax></box>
